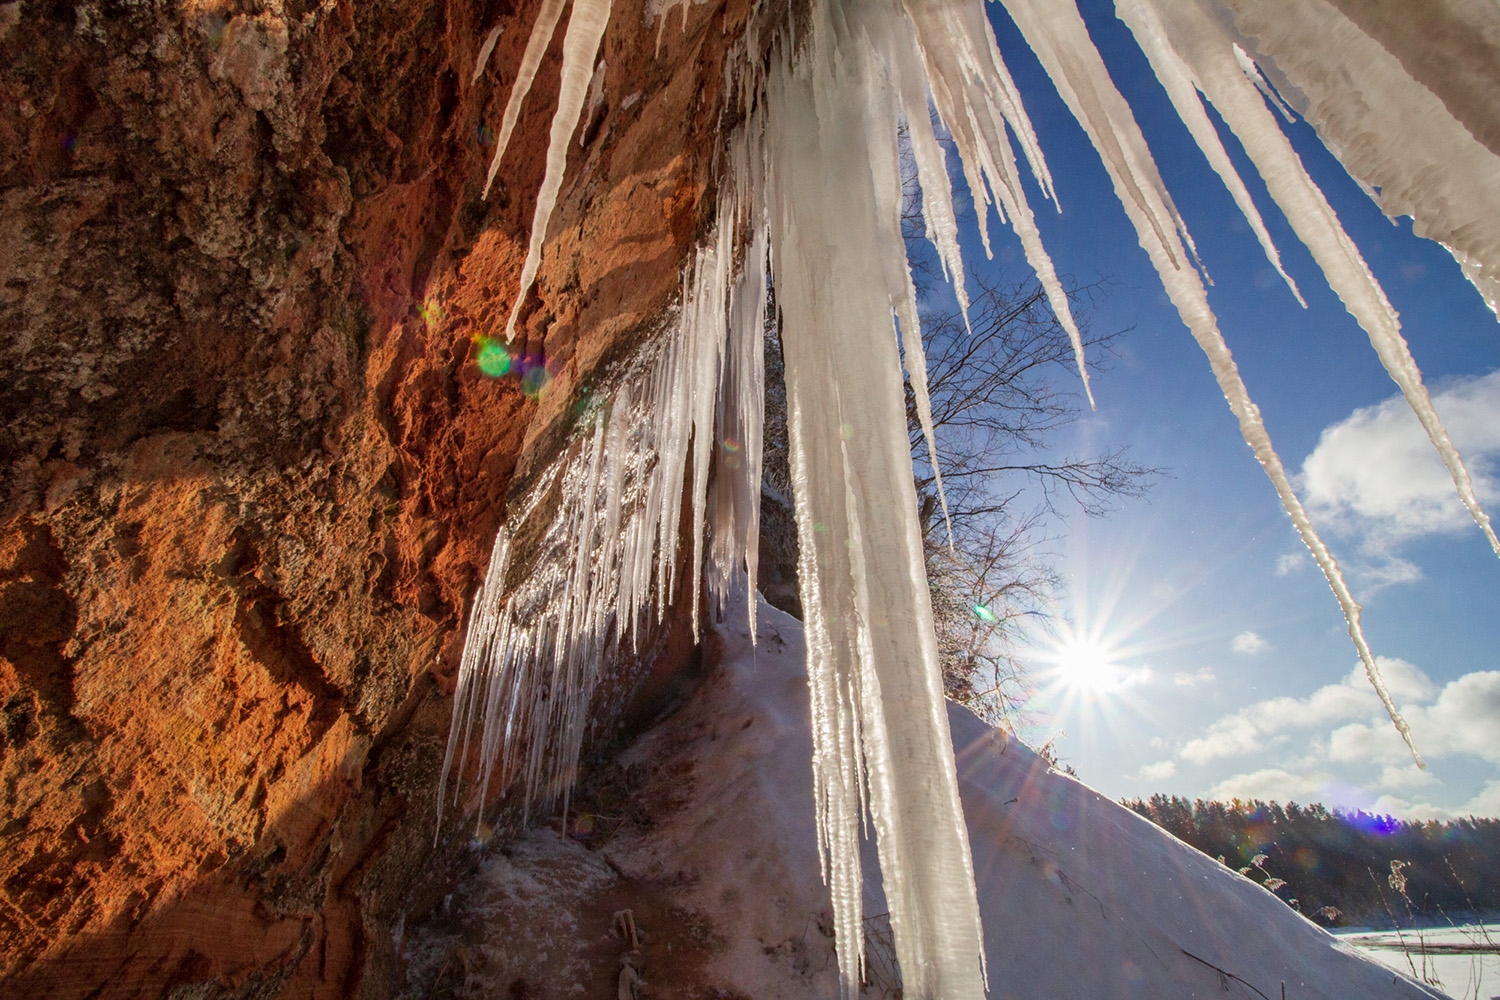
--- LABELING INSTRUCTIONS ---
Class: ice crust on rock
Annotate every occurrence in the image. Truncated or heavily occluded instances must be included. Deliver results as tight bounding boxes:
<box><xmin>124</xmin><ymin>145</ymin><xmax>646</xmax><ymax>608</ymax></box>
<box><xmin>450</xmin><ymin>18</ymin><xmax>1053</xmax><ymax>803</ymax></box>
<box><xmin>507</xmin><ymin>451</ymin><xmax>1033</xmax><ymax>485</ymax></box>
<box><xmin>438</xmin><ymin>214</ymin><xmax>765</xmax><ymax>827</ymax></box>
<box><xmin>450</xmin><ymin>0</ymin><xmax>1500</xmax><ymax>994</ymax></box>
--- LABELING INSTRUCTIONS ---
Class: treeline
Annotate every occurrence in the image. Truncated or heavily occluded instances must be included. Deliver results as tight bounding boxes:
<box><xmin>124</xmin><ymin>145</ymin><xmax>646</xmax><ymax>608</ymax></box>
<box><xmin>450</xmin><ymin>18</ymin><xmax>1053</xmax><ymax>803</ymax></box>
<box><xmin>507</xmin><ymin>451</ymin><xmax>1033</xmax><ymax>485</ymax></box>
<box><xmin>1123</xmin><ymin>795</ymin><xmax>1500</xmax><ymax>927</ymax></box>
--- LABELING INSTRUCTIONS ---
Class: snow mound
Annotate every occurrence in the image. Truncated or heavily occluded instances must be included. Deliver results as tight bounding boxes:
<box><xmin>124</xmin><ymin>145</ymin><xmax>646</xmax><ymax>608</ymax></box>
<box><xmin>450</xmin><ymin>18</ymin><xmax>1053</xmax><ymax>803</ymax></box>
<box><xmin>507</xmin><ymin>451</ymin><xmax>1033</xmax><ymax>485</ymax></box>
<box><xmin>402</xmin><ymin>596</ymin><xmax>1443</xmax><ymax>999</ymax></box>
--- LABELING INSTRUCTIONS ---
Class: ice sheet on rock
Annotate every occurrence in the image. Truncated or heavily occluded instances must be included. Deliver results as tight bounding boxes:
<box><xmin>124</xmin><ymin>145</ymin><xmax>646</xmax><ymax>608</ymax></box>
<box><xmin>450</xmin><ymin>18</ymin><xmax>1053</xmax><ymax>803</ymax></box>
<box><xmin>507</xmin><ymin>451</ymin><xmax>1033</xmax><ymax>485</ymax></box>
<box><xmin>439</xmin><ymin>290</ymin><xmax>727</xmax><ymax>828</ymax></box>
<box><xmin>1120</xmin><ymin>0</ymin><xmax>1500</xmax><ymax>558</ymax></box>
<box><xmin>1002</xmin><ymin>0</ymin><xmax>1422</xmax><ymax>764</ymax></box>
<box><xmin>501</xmin><ymin>0</ymin><xmax>613</xmax><ymax>341</ymax></box>
<box><xmin>1214</xmin><ymin>0</ymin><xmax>1500</xmax><ymax>318</ymax></box>
<box><xmin>581</xmin><ymin>59</ymin><xmax>607</xmax><ymax>145</ymax></box>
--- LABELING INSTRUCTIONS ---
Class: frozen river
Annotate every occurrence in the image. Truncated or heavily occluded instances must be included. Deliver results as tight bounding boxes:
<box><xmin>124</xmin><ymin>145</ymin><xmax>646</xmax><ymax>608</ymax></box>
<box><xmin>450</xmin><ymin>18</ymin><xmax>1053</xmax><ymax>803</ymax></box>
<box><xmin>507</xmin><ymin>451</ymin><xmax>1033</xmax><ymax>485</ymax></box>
<box><xmin>1337</xmin><ymin>924</ymin><xmax>1500</xmax><ymax>1000</ymax></box>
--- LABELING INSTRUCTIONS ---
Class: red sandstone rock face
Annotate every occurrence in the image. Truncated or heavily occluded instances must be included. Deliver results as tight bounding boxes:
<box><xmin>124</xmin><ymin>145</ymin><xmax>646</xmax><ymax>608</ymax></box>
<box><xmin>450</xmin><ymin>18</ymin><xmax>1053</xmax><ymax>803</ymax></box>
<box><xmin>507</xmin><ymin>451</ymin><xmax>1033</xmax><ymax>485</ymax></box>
<box><xmin>0</xmin><ymin>0</ymin><xmax>757</xmax><ymax>994</ymax></box>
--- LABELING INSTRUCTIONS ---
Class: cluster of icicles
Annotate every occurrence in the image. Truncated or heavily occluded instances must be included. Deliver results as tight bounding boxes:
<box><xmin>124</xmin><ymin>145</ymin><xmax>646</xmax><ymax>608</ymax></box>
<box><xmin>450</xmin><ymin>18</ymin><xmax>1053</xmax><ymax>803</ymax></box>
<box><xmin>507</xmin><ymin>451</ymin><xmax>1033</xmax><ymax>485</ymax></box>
<box><xmin>443</xmin><ymin>0</ymin><xmax>1500</xmax><ymax>997</ymax></box>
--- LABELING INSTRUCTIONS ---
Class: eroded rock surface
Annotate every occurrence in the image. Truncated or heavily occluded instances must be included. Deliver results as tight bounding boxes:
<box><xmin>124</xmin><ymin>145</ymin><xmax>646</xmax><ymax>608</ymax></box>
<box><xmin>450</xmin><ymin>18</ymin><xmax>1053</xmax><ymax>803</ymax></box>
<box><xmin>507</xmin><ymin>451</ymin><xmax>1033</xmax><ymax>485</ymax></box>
<box><xmin>0</xmin><ymin>0</ymin><xmax>756</xmax><ymax>994</ymax></box>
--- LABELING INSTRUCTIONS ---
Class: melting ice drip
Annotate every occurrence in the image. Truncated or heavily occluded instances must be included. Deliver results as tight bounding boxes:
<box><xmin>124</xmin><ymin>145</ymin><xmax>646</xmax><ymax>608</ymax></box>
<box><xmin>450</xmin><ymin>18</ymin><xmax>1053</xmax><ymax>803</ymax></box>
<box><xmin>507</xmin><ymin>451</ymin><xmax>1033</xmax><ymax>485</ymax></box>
<box><xmin>450</xmin><ymin>0</ymin><xmax>1500</xmax><ymax>997</ymax></box>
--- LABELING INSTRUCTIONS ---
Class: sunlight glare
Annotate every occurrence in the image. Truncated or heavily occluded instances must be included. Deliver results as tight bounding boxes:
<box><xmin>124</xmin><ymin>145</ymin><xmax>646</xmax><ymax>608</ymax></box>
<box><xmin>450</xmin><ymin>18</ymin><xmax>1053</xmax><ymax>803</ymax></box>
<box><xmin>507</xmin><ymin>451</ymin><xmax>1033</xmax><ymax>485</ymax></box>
<box><xmin>1050</xmin><ymin>633</ymin><xmax>1148</xmax><ymax>695</ymax></box>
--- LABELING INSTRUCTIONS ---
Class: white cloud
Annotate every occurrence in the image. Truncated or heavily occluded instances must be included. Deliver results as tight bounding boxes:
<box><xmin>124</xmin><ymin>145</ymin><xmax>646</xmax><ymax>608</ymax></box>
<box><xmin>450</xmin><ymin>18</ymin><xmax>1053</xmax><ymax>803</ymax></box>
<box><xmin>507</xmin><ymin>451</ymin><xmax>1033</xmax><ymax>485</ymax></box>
<box><xmin>1275</xmin><ymin>552</ymin><xmax>1307</xmax><ymax>576</ymax></box>
<box><xmin>1329</xmin><ymin>670</ymin><xmax>1500</xmax><ymax>766</ymax></box>
<box><xmin>1301</xmin><ymin>371</ymin><xmax>1500</xmax><ymax>550</ymax></box>
<box><xmin>1179</xmin><ymin>657</ymin><xmax>1434</xmax><ymax>763</ymax></box>
<box><xmin>1209</xmin><ymin>768</ymin><xmax>1330</xmax><ymax>804</ymax></box>
<box><xmin>1368</xmin><ymin>780</ymin><xmax>1500</xmax><ymax>821</ymax></box>
<box><xmin>1140</xmin><ymin>760</ymin><xmax>1177</xmax><ymax>781</ymax></box>
<box><xmin>1458</xmin><ymin>780</ymin><xmax>1500</xmax><ymax>818</ymax></box>
<box><xmin>1377</xmin><ymin>763</ymin><xmax>1435</xmax><ymax>790</ymax></box>
<box><xmin>1181</xmin><ymin>661</ymin><xmax>1500</xmax><ymax>816</ymax></box>
<box><xmin>1172</xmin><ymin>667</ymin><xmax>1215</xmax><ymax>687</ymax></box>
<box><xmin>1181</xmin><ymin>714</ymin><xmax>1262</xmax><ymax>763</ymax></box>
<box><xmin>1148</xmin><ymin>736</ymin><xmax>1167</xmax><ymax>750</ymax></box>
<box><xmin>1231</xmin><ymin>631</ymin><xmax>1270</xmax><ymax>655</ymax></box>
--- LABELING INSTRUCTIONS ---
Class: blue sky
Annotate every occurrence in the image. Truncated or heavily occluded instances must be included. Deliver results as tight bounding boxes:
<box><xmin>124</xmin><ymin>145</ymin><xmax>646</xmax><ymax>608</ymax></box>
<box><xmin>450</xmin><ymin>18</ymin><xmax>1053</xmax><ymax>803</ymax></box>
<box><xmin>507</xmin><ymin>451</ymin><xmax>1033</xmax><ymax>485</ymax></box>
<box><xmin>960</xmin><ymin>1</ymin><xmax>1500</xmax><ymax>818</ymax></box>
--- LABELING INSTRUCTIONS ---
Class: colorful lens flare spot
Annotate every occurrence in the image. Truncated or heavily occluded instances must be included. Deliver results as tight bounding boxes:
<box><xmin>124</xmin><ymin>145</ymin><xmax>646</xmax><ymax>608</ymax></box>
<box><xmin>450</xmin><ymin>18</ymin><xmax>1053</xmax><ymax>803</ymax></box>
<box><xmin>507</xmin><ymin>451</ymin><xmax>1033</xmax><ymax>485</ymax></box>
<box><xmin>521</xmin><ymin>364</ymin><xmax>550</xmax><ymax>397</ymax></box>
<box><xmin>973</xmin><ymin>604</ymin><xmax>998</xmax><ymax>623</ymax></box>
<box><xmin>476</xmin><ymin>339</ymin><xmax>512</xmax><ymax>378</ymax></box>
<box><xmin>722</xmin><ymin>436</ymin><xmax>741</xmax><ymax>453</ymax></box>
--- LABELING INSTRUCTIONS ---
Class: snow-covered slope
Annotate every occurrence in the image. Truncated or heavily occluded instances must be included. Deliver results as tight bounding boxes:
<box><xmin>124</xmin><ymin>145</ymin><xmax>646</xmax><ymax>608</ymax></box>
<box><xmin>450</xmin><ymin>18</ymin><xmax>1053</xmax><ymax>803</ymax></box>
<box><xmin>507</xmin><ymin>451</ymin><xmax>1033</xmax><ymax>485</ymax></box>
<box><xmin>401</xmin><ymin>597</ymin><xmax>1443</xmax><ymax>999</ymax></box>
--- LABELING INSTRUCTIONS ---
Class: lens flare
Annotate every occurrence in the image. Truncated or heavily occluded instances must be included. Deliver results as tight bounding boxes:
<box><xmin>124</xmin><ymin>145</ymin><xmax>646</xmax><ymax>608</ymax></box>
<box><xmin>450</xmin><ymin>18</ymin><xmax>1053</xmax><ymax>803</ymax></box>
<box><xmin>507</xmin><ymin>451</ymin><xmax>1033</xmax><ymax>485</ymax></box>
<box><xmin>521</xmin><ymin>362</ymin><xmax>550</xmax><ymax>397</ymax></box>
<box><xmin>476</xmin><ymin>338</ymin><xmax>512</xmax><ymax>377</ymax></box>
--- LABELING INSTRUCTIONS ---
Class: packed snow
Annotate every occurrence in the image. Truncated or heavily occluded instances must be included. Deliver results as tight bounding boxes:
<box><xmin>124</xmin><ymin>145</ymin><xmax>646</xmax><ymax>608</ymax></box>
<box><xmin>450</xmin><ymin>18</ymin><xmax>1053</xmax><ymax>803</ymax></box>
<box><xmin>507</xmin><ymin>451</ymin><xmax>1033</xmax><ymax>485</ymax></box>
<box><xmin>407</xmin><ymin>599</ymin><xmax>1445</xmax><ymax>1000</ymax></box>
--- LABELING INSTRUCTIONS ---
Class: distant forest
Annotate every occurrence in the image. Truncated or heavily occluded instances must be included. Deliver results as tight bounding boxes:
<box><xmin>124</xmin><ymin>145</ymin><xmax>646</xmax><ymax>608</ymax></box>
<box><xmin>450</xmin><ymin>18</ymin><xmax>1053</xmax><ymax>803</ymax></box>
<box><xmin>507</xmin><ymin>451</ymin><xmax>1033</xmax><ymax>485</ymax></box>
<box><xmin>1123</xmin><ymin>796</ymin><xmax>1500</xmax><ymax>927</ymax></box>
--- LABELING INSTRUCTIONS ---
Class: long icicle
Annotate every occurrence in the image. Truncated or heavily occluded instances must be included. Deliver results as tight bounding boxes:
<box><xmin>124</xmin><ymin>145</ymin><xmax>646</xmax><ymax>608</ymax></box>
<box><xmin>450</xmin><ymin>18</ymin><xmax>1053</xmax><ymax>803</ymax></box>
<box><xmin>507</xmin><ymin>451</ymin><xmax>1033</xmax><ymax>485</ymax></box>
<box><xmin>1213</xmin><ymin>0</ymin><xmax>1500</xmax><ymax>318</ymax></box>
<box><xmin>501</xmin><ymin>0</ymin><xmax>613</xmax><ymax>341</ymax></box>
<box><xmin>1114</xmin><ymin>0</ymin><xmax>1304</xmax><ymax>306</ymax></box>
<box><xmin>1001</xmin><ymin>0</ymin><xmax>1422</xmax><ymax>765</ymax></box>
<box><xmin>766</xmin><ymin>9</ymin><xmax>987</xmax><ymax>994</ymax></box>
<box><xmin>482</xmin><ymin>0</ymin><xmax>567</xmax><ymax>198</ymax></box>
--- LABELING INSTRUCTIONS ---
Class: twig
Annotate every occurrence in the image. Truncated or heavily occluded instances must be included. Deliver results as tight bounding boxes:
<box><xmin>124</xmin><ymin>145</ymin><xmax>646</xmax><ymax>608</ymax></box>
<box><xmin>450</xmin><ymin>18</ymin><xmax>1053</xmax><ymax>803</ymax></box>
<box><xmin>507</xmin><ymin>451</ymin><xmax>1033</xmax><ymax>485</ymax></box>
<box><xmin>1180</xmin><ymin>949</ymin><xmax>1273</xmax><ymax>1000</ymax></box>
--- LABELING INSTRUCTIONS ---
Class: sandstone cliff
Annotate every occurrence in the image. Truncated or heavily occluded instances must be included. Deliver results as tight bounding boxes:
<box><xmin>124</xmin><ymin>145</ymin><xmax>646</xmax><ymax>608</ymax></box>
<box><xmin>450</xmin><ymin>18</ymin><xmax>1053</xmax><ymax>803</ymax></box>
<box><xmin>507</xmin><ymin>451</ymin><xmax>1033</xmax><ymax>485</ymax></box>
<box><xmin>0</xmin><ymin>0</ymin><xmax>755</xmax><ymax>993</ymax></box>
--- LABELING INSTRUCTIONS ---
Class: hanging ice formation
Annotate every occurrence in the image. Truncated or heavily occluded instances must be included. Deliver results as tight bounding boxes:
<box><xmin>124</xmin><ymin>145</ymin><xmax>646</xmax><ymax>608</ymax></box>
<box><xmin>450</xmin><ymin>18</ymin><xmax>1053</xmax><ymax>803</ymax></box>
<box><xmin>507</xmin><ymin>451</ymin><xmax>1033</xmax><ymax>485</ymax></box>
<box><xmin>446</xmin><ymin>0</ymin><xmax>1500</xmax><ymax>997</ymax></box>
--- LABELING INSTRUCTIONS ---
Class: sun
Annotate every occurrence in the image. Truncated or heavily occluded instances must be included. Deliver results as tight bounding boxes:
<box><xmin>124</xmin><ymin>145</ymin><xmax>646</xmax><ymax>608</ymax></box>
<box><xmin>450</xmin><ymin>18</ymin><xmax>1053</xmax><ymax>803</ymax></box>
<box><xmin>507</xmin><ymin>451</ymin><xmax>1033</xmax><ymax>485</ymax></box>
<box><xmin>1048</xmin><ymin>633</ymin><xmax>1144</xmax><ymax>695</ymax></box>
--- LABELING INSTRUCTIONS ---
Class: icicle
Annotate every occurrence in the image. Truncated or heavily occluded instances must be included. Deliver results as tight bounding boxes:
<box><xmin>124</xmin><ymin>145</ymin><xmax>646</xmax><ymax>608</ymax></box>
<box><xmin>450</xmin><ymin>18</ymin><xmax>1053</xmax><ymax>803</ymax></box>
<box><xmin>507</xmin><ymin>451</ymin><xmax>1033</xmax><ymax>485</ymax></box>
<box><xmin>1001</xmin><ymin>0</ymin><xmax>1421</xmax><ymax>765</ymax></box>
<box><xmin>1115</xmin><ymin>0</ymin><xmax>1304</xmax><ymax>306</ymax></box>
<box><xmin>706</xmin><ymin>144</ymin><xmax>769</xmax><ymax>632</ymax></box>
<box><xmin>436</xmin><ymin>528</ymin><xmax>511</xmax><ymax>842</ymax></box>
<box><xmin>437</xmin><ymin>277</ymin><xmax>739</xmax><ymax>829</ymax></box>
<box><xmin>483</xmin><ymin>0</ymin><xmax>567</xmax><ymax>199</ymax></box>
<box><xmin>1213</xmin><ymin>0</ymin><xmax>1500</xmax><ymax>317</ymax></box>
<box><xmin>765</xmin><ymin>11</ymin><xmax>987</xmax><ymax>995</ymax></box>
<box><xmin>473</xmin><ymin>25</ymin><xmax>504</xmax><ymax>85</ymax></box>
<box><xmin>899</xmin><ymin>0</ymin><xmax>1095</xmax><ymax>406</ymax></box>
<box><xmin>1232</xmin><ymin>42</ymin><xmax>1293</xmax><ymax>123</ymax></box>
<box><xmin>686</xmin><ymin>229</ymin><xmax>731</xmax><ymax>640</ymax></box>
<box><xmin>1124</xmin><ymin>0</ymin><xmax>1499</xmax><ymax>556</ymax></box>
<box><xmin>581</xmin><ymin>59</ymin><xmax>607</xmax><ymax>146</ymax></box>
<box><xmin>857</xmin><ymin>22</ymin><xmax>954</xmax><ymax>546</ymax></box>
<box><xmin>501</xmin><ymin>0</ymin><xmax>614</xmax><ymax>342</ymax></box>
<box><xmin>648</xmin><ymin>0</ymin><xmax>694</xmax><ymax>58</ymax></box>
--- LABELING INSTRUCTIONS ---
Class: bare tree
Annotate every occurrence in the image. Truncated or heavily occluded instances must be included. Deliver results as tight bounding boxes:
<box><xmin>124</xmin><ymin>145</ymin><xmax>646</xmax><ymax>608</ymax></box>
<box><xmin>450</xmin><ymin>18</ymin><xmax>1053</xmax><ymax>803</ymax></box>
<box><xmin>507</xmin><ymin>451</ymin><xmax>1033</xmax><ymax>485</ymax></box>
<box><xmin>907</xmin><ymin>272</ymin><xmax>1156</xmax><ymax>725</ymax></box>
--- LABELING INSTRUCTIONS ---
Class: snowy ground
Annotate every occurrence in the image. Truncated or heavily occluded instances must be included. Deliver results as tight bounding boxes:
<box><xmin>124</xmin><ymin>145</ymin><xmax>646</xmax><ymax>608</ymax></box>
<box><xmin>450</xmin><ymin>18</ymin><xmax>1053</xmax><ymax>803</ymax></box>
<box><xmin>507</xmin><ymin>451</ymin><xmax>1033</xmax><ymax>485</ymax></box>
<box><xmin>399</xmin><ymin>597</ymin><xmax>1444</xmax><ymax>999</ymax></box>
